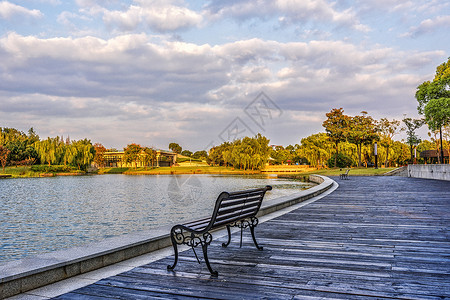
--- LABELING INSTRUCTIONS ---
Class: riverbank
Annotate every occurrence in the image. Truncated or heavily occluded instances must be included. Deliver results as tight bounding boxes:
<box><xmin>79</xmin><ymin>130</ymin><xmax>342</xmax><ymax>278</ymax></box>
<box><xmin>1</xmin><ymin>165</ymin><xmax>399</xmax><ymax>178</ymax></box>
<box><xmin>0</xmin><ymin>166</ymin><xmax>85</xmax><ymax>178</ymax></box>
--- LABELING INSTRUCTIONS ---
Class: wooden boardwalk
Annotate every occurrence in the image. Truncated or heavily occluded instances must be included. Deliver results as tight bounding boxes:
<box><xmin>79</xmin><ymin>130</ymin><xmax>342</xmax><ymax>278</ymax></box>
<box><xmin>54</xmin><ymin>176</ymin><xmax>450</xmax><ymax>299</ymax></box>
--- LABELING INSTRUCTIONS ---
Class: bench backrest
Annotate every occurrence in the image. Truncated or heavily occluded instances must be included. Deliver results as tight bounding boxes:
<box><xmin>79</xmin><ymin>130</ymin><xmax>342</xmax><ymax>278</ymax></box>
<box><xmin>208</xmin><ymin>185</ymin><xmax>272</xmax><ymax>230</ymax></box>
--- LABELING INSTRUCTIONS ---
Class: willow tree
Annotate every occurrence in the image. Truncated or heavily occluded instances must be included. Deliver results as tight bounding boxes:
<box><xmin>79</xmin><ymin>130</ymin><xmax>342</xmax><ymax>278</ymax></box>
<box><xmin>34</xmin><ymin>137</ymin><xmax>57</xmax><ymax>166</ymax></box>
<box><xmin>322</xmin><ymin>108</ymin><xmax>350</xmax><ymax>167</ymax></box>
<box><xmin>297</xmin><ymin>133</ymin><xmax>332</xmax><ymax>167</ymax></box>
<box><xmin>416</xmin><ymin>58</ymin><xmax>450</xmax><ymax>163</ymax></box>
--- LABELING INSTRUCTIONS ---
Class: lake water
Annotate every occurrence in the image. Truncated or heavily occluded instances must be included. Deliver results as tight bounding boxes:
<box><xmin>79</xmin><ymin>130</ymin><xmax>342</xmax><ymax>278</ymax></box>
<box><xmin>0</xmin><ymin>174</ymin><xmax>312</xmax><ymax>263</ymax></box>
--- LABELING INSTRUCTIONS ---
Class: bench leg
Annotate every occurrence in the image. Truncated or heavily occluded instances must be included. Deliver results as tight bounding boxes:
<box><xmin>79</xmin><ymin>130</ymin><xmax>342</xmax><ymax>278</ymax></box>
<box><xmin>250</xmin><ymin>225</ymin><xmax>263</xmax><ymax>251</ymax></box>
<box><xmin>202</xmin><ymin>243</ymin><xmax>218</xmax><ymax>277</ymax></box>
<box><xmin>167</xmin><ymin>233</ymin><xmax>179</xmax><ymax>271</ymax></box>
<box><xmin>222</xmin><ymin>225</ymin><xmax>231</xmax><ymax>248</ymax></box>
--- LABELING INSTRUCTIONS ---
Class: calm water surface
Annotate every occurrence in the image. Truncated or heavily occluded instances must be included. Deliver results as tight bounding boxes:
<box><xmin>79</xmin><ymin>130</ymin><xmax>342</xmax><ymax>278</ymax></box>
<box><xmin>0</xmin><ymin>174</ymin><xmax>312</xmax><ymax>263</ymax></box>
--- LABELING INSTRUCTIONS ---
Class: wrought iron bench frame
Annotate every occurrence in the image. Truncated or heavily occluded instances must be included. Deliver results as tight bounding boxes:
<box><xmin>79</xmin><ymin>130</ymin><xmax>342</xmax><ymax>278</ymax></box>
<box><xmin>167</xmin><ymin>185</ymin><xmax>272</xmax><ymax>276</ymax></box>
<box><xmin>340</xmin><ymin>169</ymin><xmax>350</xmax><ymax>179</ymax></box>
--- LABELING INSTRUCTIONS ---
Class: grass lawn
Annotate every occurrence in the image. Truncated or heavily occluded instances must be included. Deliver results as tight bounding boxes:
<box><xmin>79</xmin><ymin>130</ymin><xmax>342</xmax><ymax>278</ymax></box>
<box><xmin>283</xmin><ymin>167</ymin><xmax>398</xmax><ymax>179</ymax></box>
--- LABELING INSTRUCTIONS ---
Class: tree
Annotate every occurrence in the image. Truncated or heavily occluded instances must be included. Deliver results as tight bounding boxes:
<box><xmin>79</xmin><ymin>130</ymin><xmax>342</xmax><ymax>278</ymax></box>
<box><xmin>322</xmin><ymin>108</ymin><xmax>350</xmax><ymax>167</ymax></box>
<box><xmin>0</xmin><ymin>145</ymin><xmax>10</xmax><ymax>172</ymax></box>
<box><xmin>416</xmin><ymin>58</ymin><xmax>450</xmax><ymax>163</ymax></box>
<box><xmin>181</xmin><ymin>150</ymin><xmax>192</xmax><ymax>157</ymax></box>
<box><xmin>296</xmin><ymin>133</ymin><xmax>333</xmax><ymax>167</ymax></box>
<box><xmin>192</xmin><ymin>150</ymin><xmax>208</xmax><ymax>160</ymax></box>
<box><xmin>378</xmin><ymin>118</ymin><xmax>402</xmax><ymax>167</ymax></box>
<box><xmin>347</xmin><ymin>112</ymin><xmax>379</xmax><ymax>167</ymax></box>
<box><xmin>416</xmin><ymin>57</ymin><xmax>450</xmax><ymax>114</ymax></box>
<box><xmin>169</xmin><ymin>142</ymin><xmax>182</xmax><ymax>154</ymax></box>
<box><xmin>34</xmin><ymin>137</ymin><xmax>58</xmax><ymax>166</ymax></box>
<box><xmin>207</xmin><ymin>134</ymin><xmax>270</xmax><ymax>170</ymax></box>
<box><xmin>270</xmin><ymin>146</ymin><xmax>290</xmax><ymax>165</ymax></box>
<box><xmin>402</xmin><ymin>117</ymin><xmax>424</xmax><ymax>162</ymax></box>
<box><xmin>93</xmin><ymin>143</ymin><xmax>107</xmax><ymax>167</ymax></box>
<box><xmin>142</xmin><ymin>147</ymin><xmax>156</xmax><ymax>168</ymax></box>
<box><xmin>124</xmin><ymin>143</ymin><xmax>142</xmax><ymax>169</ymax></box>
<box><xmin>424</xmin><ymin>98</ymin><xmax>450</xmax><ymax>163</ymax></box>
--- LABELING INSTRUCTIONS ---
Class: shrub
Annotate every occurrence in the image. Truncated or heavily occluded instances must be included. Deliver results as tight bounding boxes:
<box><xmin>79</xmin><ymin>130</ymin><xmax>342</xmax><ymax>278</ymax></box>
<box><xmin>326</xmin><ymin>153</ymin><xmax>354</xmax><ymax>168</ymax></box>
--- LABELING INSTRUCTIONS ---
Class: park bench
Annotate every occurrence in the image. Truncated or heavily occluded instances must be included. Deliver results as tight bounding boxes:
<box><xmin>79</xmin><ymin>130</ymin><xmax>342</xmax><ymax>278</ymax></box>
<box><xmin>340</xmin><ymin>169</ymin><xmax>350</xmax><ymax>180</ymax></box>
<box><xmin>167</xmin><ymin>185</ymin><xmax>272</xmax><ymax>276</ymax></box>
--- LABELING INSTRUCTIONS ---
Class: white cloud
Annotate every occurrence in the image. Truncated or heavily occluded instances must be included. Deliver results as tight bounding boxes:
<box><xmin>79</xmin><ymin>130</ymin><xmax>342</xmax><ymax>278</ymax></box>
<box><xmin>0</xmin><ymin>30</ymin><xmax>445</xmax><ymax>148</ymax></box>
<box><xmin>0</xmin><ymin>1</ymin><xmax>43</xmax><ymax>19</ymax></box>
<box><xmin>205</xmin><ymin>0</ymin><xmax>370</xmax><ymax>32</ymax></box>
<box><xmin>403</xmin><ymin>15</ymin><xmax>450</xmax><ymax>37</ymax></box>
<box><xmin>102</xmin><ymin>1</ymin><xmax>203</xmax><ymax>32</ymax></box>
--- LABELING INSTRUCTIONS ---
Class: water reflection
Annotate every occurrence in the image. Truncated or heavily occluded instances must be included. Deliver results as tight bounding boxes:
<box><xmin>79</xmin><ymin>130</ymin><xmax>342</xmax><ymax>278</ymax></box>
<box><xmin>0</xmin><ymin>174</ymin><xmax>312</xmax><ymax>263</ymax></box>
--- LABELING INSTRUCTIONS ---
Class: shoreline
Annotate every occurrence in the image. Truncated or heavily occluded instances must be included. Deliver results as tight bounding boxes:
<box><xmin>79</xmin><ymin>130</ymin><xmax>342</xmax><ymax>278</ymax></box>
<box><xmin>0</xmin><ymin>165</ymin><xmax>399</xmax><ymax>179</ymax></box>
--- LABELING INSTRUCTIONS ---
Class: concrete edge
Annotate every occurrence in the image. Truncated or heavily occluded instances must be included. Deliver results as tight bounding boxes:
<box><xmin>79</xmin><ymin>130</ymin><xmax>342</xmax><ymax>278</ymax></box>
<box><xmin>0</xmin><ymin>174</ymin><xmax>334</xmax><ymax>299</ymax></box>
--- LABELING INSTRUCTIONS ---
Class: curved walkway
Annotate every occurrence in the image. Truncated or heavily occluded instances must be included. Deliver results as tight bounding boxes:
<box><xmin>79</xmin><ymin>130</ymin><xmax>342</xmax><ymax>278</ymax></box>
<box><xmin>13</xmin><ymin>176</ymin><xmax>450</xmax><ymax>299</ymax></box>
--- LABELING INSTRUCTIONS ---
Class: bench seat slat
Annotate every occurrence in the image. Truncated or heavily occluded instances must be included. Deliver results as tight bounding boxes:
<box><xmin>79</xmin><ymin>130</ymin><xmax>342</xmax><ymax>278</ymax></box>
<box><xmin>220</xmin><ymin>195</ymin><xmax>262</xmax><ymax>208</ymax></box>
<box><xmin>217</xmin><ymin>201</ymin><xmax>260</xmax><ymax>216</ymax></box>
<box><xmin>212</xmin><ymin>211</ymin><xmax>256</xmax><ymax>228</ymax></box>
<box><xmin>215</xmin><ymin>206</ymin><xmax>259</xmax><ymax>224</ymax></box>
<box><xmin>227</xmin><ymin>188</ymin><xmax>267</xmax><ymax>197</ymax></box>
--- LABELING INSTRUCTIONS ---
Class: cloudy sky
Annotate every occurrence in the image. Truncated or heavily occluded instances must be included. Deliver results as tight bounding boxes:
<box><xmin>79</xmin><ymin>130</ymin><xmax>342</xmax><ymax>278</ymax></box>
<box><xmin>0</xmin><ymin>0</ymin><xmax>449</xmax><ymax>151</ymax></box>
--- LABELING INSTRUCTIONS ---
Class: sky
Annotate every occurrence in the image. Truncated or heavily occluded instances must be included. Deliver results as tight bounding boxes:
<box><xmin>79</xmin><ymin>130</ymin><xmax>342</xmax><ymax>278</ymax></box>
<box><xmin>0</xmin><ymin>0</ymin><xmax>449</xmax><ymax>151</ymax></box>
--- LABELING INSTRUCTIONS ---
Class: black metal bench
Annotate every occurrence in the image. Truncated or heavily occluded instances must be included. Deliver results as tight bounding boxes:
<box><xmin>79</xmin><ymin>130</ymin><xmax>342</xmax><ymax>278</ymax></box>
<box><xmin>167</xmin><ymin>185</ymin><xmax>272</xmax><ymax>276</ymax></box>
<box><xmin>340</xmin><ymin>169</ymin><xmax>350</xmax><ymax>179</ymax></box>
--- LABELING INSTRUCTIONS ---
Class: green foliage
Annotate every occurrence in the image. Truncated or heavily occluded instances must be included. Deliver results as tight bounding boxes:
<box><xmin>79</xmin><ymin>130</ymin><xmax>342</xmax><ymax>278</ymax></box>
<box><xmin>142</xmin><ymin>147</ymin><xmax>156</xmax><ymax>168</ymax></box>
<box><xmin>169</xmin><ymin>142</ymin><xmax>182</xmax><ymax>154</ymax></box>
<box><xmin>347</xmin><ymin>112</ymin><xmax>379</xmax><ymax>167</ymax></box>
<box><xmin>296</xmin><ymin>133</ymin><xmax>333</xmax><ymax>167</ymax></box>
<box><xmin>207</xmin><ymin>134</ymin><xmax>271</xmax><ymax>170</ymax></box>
<box><xmin>416</xmin><ymin>57</ymin><xmax>450</xmax><ymax>114</ymax></box>
<box><xmin>181</xmin><ymin>150</ymin><xmax>192</xmax><ymax>157</ymax></box>
<box><xmin>424</xmin><ymin>98</ymin><xmax>450</xmax><ymax>131</ymax></box>
<box><xmin>31</xmin><ymin>165</ymin><xmax>72</xmax><ymax>173</ymax></box>
<box><xmin>192</xmin><ymin>150</ymin><xmax>208</xmax><ymax>160</ymax></box>
<box><xmin>1</xmin><ymin>127</ymin><xmax>40</xmax><ymax>166</ymax></box>
<box><xmin>416</xmin><ymin>58</ymin><xmax>450</xmax><ymax>164</ymax></box>
<box><xmin>322</xmin><ymin>108</ymin><xmax>351</xmax><ymax>167</ymax></box>
<box><xmin>123</xmin><ymin>143</ymin><xmax>142</xmax><ymax>169</ymax></box>
<box><xmin>377</xmin><ymin>118</ymin><xmax>402</xmax><ymax>167</ymax></box>
<box><xmin>326</xmin><ymin>153</ymin><xmax>354</xmax><ymax>168</ymax></box>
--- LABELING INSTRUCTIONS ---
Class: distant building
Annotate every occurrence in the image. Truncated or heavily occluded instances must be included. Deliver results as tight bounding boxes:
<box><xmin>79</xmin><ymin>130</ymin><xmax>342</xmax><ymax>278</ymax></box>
<box><xmin>420</xmin><ymin>149</ymin><xmax>449</xmax><ymax>164</ymax></box>
<box><xmin>103</xmin><ymin>149</ymin><xmax>177</xmax><ymax>168</ymax></box>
